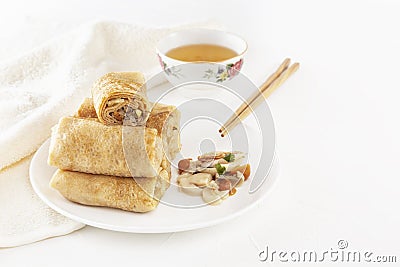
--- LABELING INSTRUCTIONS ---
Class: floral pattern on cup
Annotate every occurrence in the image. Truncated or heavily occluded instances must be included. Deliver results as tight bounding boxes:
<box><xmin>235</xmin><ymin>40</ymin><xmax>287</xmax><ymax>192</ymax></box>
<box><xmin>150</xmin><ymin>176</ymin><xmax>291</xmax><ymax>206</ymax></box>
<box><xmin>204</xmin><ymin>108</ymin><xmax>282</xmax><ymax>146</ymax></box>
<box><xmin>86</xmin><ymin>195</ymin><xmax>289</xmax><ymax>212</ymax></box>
<box><xmin>157</xmin><ymin>54</ymin><xmax>183</xmax><ymax>78</ymax></box>
<box><xmin>203</xmin><ymin>58</ymin><xmax>243</xmax><ymax>82</ymax></box>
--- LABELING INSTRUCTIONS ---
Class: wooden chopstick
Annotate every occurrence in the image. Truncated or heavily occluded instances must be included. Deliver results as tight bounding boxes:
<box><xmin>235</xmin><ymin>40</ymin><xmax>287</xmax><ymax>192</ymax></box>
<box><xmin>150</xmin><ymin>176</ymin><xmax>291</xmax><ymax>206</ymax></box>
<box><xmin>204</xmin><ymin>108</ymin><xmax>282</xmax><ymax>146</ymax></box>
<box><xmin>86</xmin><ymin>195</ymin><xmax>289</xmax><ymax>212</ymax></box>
<box><xmin>219</xmin><ymin>60</ymin><xmax>299</xmax><ymax>137</ymax></box>
<box><xmin>218</xmin><ymin>58</ymin><xmax>291</xmax><ymax>134</ymax></box>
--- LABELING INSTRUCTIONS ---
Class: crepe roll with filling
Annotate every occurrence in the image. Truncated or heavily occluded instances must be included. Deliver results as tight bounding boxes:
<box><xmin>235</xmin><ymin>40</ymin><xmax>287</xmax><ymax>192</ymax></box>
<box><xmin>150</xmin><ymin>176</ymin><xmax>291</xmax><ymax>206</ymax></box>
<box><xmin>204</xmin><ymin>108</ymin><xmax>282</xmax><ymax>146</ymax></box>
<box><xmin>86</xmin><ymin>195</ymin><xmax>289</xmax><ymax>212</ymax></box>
<box><xmin>92</xmin><ymin>72</ymin><xmax>150</xmax><ymax>126</ymax></box>
<box><xmin>146</xmin><ymin>103</ymin><xmax>181</xmax><ymax>161</ymax></box>
<box><xmin>48</xmin><ymin>116</ymin><xmax>162</xmax><ymax>177</ymax></box>
<box><xmin>50</xmin><ymin>158</ymin><xmax>171</xmax><ymax>213</ymax></box>
<box><xmin>75</xmin><ymin>98</ymin><xmax>181</xmax><ymax>160</ymax></box>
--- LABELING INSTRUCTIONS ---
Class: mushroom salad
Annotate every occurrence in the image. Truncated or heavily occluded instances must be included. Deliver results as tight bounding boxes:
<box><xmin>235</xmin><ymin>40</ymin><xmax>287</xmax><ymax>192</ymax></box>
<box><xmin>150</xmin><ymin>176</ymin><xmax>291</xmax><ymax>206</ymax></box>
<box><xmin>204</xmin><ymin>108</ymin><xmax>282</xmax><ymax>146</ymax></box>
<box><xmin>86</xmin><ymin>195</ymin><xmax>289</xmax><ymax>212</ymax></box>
<box><xmin>177</xmin><ymin>151</ymin><xmax>250</xmax><ymax>205</ymax></box>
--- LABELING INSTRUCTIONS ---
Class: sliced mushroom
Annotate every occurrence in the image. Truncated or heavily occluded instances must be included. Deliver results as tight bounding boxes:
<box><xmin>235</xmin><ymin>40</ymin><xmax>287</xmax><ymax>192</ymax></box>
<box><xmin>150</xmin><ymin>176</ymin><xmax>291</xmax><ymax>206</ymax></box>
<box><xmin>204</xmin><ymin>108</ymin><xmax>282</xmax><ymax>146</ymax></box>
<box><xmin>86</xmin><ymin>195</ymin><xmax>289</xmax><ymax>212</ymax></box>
<box><xmin>215</xmin><ymin>158</ymin><xmax>229</xmax><ymax>164</ymax></box>
<box><xmin>219</xmin><ymin>160</ymin><xmax>245</xmax><ymax>172</ymax></box>
<box><xmin>202</xmin><ymin>187</ymin><xmax>229</xmax><ymax>205</ymax></box>
<box><xmin>229</xmin><ymin>164</ymin><xmax>246</xmax><ymax>173</ymax></box>
<box><xmin>199</xmin><ymin>160</ymin><xmax>214</xmax><ymax>168</ymax></box>
<box><xmin>177</xmin><ymin>176</ymin><xmax>203</xmax><ymax>196</ymax></box>
<box><xmin>198</xmin><ymin>167</ymin><xmax>217</xmax><ymax>177</ymax></box>
<box><xmin>177</xmin><ymin>172</ymin><xmax>211</xmax><ymax>195</ymax></box>
<box><xmin>189</xmin><ymin>173</ymin><xmax>212</xmax><ymax>187</ymax></box>
<box><xmin>198</xmin><ymin>151</ymin><xmax>226</xmax><ymax>161</ymax></box>
<box><xmin>216</xmin><ymin>178</ymin><xmax>232</xmax><ymax>191</ymax></box>
<box><xmin>222</xmin><ymin>172</ymin><xmax>244</xmax><ymax>188</ymax></box>
<box><xmin>177</xmin><ymin>172</ymin><xmax>192</xmax><ymax>183</ymax></box>
<box><xmin>229</xmin><ymin>164</ymin><xmax>251</xmax><ymax>181</ymax></box>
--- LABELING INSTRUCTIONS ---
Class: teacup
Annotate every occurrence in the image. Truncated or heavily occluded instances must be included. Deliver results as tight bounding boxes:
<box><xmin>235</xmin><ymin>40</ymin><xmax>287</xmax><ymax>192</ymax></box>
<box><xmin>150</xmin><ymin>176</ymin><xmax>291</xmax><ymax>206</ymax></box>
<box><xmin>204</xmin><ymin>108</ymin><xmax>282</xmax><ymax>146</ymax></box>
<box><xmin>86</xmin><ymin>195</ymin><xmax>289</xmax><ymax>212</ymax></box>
<box><xmin>156</xmin><ymin>29</ymin><xmax>247</xmax><ymax>86</ymax></box>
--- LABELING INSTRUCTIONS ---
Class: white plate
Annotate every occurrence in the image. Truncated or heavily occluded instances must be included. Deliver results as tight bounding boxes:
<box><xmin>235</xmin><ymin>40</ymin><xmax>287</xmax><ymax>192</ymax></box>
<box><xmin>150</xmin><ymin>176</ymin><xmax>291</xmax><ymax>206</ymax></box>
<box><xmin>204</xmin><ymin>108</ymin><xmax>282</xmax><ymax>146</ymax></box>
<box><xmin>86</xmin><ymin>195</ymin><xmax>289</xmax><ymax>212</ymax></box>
<box><xmin>30</xmin><ymin>77</ymin><xmax>279</xmax><ymax>233</ymax></box>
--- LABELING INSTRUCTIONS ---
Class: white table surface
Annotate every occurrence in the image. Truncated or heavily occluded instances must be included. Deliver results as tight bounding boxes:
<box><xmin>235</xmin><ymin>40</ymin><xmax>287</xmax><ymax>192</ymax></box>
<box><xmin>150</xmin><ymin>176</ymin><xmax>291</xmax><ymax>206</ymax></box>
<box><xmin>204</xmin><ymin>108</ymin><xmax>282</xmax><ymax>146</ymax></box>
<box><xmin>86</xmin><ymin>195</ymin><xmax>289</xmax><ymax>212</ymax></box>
<box><xmin>1</xmin><ymin>0</ymin><xmax>400</xmax><ymax>266</ymax></box>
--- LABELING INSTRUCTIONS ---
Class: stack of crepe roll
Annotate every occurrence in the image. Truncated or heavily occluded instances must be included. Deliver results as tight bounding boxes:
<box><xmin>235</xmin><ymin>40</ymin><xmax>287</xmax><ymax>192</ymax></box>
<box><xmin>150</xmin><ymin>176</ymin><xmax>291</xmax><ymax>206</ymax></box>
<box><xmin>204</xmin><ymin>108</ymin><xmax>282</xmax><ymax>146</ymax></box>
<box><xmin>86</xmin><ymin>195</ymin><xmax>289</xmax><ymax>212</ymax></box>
<box><xmin>48</xmin><ymin>72</ymin><xmax>181</xmax><ymax>212</ymax></box>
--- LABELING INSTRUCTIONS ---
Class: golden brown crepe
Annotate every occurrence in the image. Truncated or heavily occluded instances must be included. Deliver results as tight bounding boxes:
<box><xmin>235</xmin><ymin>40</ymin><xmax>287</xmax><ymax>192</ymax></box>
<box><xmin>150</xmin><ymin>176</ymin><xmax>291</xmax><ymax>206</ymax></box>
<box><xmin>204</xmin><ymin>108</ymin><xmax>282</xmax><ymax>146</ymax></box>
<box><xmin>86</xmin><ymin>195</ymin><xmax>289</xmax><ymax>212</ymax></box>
<box><xmin>75</xmin><ymin>98</ymin><xmax>181</xmax><ymax>160</ymax></box>
<box><xmin>75</xmin><ymin>97</ymin><xmax>98</xmax><ymax>118</ymax></box>
<box><xmin>48</xmin><ymin>116</ymin><xmax>163</xmax><ymax>177</ymax></box>
<box><xmin>50</xmin><ymin>158</ymin><xmax>171</xmax><ymax>212</ymax></box>
<box><xmin>146</xmin><ymin>103</ymin><xmax>181</xmax><ymax>161</ymax></box>
<box><xmin>92</xmin><ymin>72</ymin><xmax>150</xmax><ymax>126</ymax></box>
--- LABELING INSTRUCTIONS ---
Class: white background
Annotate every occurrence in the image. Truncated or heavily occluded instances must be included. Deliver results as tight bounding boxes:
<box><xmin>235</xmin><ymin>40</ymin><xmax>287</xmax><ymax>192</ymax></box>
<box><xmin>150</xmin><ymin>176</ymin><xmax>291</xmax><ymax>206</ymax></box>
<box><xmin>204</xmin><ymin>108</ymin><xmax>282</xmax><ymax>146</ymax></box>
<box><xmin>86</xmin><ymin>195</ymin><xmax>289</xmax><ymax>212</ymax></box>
<box><xmin>1</xmin><ymin>0</ymin><xmax>400</xmax><ymax>266</ymax></box>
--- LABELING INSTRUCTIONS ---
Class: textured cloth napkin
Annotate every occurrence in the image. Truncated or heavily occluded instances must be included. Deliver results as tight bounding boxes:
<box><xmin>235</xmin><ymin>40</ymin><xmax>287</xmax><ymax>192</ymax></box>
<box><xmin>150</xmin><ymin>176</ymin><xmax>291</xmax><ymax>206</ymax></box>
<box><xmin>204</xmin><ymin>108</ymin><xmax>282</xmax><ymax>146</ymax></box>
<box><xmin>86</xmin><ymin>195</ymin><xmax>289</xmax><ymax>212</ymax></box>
<box><xmin>0</xmin><ymin>20</ymin><xmax>217</xmax><ymax>247</ymax></box>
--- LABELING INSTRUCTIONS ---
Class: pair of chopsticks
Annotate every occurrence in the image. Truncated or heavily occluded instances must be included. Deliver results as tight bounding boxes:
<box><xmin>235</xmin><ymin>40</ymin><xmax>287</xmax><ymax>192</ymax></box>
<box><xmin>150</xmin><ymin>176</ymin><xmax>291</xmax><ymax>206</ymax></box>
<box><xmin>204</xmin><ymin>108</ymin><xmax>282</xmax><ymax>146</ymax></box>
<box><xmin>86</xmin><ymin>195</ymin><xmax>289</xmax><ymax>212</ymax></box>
<box><xmin>219</xmin><ymin>58</ymin><xmax>300</xmax><ymax>137</ymax></box>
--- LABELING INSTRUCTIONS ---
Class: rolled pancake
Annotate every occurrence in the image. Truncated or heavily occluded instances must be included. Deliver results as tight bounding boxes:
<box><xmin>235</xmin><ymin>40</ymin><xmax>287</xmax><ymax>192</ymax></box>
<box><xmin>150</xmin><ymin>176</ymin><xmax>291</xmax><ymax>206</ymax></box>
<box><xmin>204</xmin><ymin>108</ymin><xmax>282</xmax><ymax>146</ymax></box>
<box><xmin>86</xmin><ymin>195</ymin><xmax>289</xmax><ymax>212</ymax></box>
<box><xmin>146</xmin><ymin>103</ymin><xmax>181</xmax><ymax>161</ymax></box>
<box><xmin>75</xmin><ymin>97</ymin><xmax>98</xmax><ymax>118</ymax></box>
<box><xmin>48</xmin><ymin>117</ymin><xmax>162</xmax><ymax>177</ymax></box>
<box><xmin>92</xmin><ymin>72</ymin><xmax>150</xmax><ymax>126</ymax></box>
<box><xmin>50</xmin><ymin>159</ymin><xmax>171</xmax><ymax>213</ymax></box>
<box><xmin>75</xmin><ymin>98</ymin><xmax>181</xmax><ymax>160</ymax></box>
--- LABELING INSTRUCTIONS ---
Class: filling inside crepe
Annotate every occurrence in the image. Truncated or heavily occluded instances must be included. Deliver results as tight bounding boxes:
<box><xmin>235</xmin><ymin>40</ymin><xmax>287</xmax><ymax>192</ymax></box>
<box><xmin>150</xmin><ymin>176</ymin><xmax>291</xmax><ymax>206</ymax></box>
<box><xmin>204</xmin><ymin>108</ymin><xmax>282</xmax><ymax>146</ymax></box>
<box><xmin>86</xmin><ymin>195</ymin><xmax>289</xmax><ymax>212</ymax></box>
<box><xmin>105</xmin><ymin>97</ymin><xmax>148</xmax><ymax>126</ymax></box>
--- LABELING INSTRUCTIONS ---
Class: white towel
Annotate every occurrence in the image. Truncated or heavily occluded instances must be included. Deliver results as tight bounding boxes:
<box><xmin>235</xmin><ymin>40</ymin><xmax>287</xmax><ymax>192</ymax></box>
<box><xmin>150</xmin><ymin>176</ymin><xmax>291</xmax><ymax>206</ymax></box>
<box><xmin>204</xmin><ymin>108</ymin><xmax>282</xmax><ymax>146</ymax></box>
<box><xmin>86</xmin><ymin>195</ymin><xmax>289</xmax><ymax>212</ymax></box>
<box><xmin>0</xmin><ymin>20</ymin><xmax>218</xmax><ymax>247</ymax></box>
